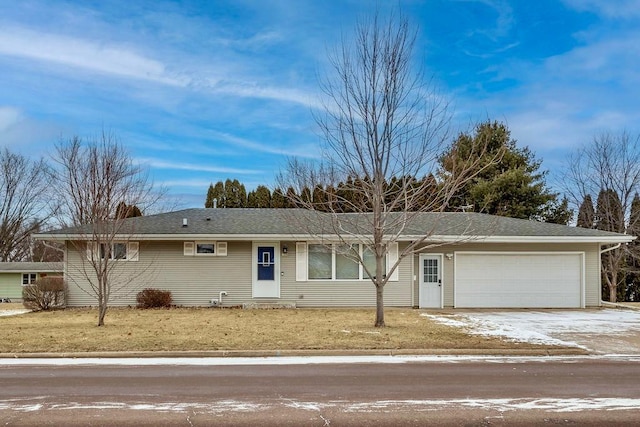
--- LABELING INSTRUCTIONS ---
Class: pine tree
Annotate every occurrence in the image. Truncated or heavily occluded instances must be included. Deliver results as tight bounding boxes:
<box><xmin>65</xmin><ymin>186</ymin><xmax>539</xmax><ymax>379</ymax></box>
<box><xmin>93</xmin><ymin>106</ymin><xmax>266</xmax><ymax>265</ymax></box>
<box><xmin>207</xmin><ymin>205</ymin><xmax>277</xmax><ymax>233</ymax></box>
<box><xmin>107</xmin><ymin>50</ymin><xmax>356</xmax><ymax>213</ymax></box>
<box><xmin>626</xmin><ymin>193</ymin><xmax>640</xmax><ymax>301</ymax></box>
<box><xmin>576</xmin><ymin>194</ymin><xmax>595</xmax><ymax>228</ymax></box>
<box><xmin>596</xmin><ymin>188</ymin><xmax>626</xmax><ymax>302</ymax></box>
<box><xmin>253</xmin><ymin>185</ymin><xmax>271</xmax><ymax>208</ymax></box>
<box><xmin>439</xmin><ymin>120</ymin><xmax>570</xmax><ymax>222</ymax></box>
<box><xmin>271</xmin><ymin>188</ymin><xmax>286</xmax><ymax>208</ymax></box>
<box><xmin>205</xmin><ymin>184</ymin><xmax>216</xmax><ymax>208</ymax></box>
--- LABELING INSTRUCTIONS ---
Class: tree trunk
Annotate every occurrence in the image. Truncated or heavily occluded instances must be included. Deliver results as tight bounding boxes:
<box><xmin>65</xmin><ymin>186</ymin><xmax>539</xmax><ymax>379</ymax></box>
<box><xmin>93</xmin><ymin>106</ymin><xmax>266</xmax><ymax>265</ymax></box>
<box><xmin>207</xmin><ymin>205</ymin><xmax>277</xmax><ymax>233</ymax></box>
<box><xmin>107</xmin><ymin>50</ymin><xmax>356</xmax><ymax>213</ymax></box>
<box><xmin>375</xmin><ymin>283</ymin><xmax>385</xmax><ymax>327</ymax></box>
<box><xmin>97</xmin><ymin>304</ymin><xmax>107</xmax><ymax>327</ymax></box>
<box><xmin>608</xmin><ymin>278</ymin><xmax>618</xmax><ymax>303</ymax></box>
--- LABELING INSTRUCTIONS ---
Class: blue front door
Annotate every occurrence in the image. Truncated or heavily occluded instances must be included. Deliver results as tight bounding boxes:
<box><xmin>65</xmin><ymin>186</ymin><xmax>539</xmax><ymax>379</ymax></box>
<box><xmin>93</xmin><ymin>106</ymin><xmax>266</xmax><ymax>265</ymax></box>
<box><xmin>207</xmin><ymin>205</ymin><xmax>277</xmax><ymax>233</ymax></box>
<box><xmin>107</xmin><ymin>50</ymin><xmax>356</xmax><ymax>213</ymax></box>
<box><xmin>253</xmin><ymin>243</ymin><xmax>280</xmax><ymax>298</ymax></box>
<box><xmin>257</xmin><ymin>246</ymin><xmax>275</xmax><ymax>281</ymax></box>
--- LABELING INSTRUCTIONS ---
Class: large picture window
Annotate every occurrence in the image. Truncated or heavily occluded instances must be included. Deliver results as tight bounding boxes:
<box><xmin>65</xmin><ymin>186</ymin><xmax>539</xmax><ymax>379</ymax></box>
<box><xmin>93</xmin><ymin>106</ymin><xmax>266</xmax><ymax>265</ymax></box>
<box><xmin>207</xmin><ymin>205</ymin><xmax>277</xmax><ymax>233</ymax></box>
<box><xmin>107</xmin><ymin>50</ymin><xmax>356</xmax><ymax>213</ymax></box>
<box><xmin>308</xmin><ymin>244</ymin><xmax>332</xmax><ymax>279</ymax></box>
<box><xmin>307</xmin><ymin>243</ymin><xmax>388</xmax><ymax>281</ymax></box>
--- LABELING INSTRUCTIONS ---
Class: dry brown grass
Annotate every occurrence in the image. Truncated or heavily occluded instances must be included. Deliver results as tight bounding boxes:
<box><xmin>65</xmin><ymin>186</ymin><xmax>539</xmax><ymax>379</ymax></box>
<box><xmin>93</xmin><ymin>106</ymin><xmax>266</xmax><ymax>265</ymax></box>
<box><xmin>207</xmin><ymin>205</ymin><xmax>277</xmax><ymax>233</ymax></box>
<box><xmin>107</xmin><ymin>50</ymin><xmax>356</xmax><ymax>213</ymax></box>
<box><xmin>0</xmin><ymin>307</ymin><xmax>556</xmax><ymax>353</ymax></box>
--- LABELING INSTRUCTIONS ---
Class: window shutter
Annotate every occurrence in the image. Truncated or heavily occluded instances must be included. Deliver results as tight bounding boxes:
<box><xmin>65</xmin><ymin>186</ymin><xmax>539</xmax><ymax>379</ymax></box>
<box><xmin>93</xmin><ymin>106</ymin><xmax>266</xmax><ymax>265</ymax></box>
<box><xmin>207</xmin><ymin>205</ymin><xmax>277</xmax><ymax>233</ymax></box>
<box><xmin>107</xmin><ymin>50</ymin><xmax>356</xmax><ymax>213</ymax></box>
<box><xmin>86</xmin><ymin>242</ymin><xmax>96</xmax><ymax>261</ymax></box>
<box><xmin>183</xmin><ymin>241</ymin><xmax>195</xmax><ymax>256</ymax></box>
<box><xmin>296</xmin><ymin>242</ymin><xmax>308</xmax><ymax>281</ymax></box>
<box><xmin>216</xmin><ymin>242</ymin><xmax>228</xmax><ymax>256</ymax></box>
<box><xmin>128</xmin><ymin>242</ymin><xmax>139</xmax><ymax>261</ymax></box>
<box><xmin>387</xmin><ymin>242</ymin><xmax>399</xmax><ymax>281</ymax></box>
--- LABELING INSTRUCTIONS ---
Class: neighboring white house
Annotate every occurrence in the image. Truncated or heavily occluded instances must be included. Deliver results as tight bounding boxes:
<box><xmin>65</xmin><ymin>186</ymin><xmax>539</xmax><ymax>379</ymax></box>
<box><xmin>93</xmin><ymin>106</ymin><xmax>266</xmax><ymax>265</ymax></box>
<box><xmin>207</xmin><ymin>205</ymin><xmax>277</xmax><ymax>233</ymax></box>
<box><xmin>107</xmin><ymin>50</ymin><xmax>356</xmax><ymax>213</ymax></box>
<box><xmin>34</xmin><ymin>208</ymin><xmax>634</xmax><ymax>309</ymax></box>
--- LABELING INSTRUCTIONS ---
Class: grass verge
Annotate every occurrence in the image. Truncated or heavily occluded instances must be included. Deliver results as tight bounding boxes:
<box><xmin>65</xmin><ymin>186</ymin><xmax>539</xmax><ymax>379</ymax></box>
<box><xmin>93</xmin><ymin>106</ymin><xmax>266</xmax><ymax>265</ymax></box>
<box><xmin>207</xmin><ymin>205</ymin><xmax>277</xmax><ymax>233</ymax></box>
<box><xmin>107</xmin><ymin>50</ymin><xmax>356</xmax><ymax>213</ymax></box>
<box><xmin>1</xmin><ymin>307</ymin><xmax>562</xmax><ymax>353</ymax></box>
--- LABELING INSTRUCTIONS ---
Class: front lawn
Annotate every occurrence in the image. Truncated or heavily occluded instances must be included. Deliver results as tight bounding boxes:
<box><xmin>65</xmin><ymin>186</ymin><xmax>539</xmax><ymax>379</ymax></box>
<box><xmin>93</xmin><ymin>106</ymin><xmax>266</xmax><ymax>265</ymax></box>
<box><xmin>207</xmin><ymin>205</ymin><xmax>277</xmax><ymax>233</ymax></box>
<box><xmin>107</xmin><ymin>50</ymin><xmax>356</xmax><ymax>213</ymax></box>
<box><xmin>1</xmin><ymin>307</ymin><xmax>562</xmax><ymax>353</ymax></box>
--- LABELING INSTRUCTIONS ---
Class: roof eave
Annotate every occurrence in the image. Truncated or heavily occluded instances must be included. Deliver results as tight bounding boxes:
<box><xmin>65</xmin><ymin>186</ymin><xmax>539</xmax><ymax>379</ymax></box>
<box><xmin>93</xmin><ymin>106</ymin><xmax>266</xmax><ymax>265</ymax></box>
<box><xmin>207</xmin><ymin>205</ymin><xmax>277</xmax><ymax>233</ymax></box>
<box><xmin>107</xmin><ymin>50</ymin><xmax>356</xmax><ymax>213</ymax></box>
<box><xmin>33</xmin><ymin>233</ymin><xmax>636</xmax><ymax>244</ymax></box>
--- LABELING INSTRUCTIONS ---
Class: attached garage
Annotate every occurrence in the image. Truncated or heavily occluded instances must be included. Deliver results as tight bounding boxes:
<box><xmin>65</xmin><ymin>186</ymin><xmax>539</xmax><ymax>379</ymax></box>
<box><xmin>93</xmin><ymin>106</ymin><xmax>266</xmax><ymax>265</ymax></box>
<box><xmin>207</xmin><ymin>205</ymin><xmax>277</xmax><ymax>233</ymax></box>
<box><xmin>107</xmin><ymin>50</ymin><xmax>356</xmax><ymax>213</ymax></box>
<box><xmin>454</xmin><ymin>252</ymin><xmax>584</xmax><ymax>308</ymax></box>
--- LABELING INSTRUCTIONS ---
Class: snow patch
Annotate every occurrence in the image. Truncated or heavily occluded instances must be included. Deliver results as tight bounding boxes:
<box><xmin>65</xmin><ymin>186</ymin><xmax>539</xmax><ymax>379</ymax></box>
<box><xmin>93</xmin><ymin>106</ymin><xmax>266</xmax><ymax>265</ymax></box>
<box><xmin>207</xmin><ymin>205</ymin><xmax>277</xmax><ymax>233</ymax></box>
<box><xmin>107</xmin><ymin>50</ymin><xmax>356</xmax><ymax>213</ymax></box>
<box><xmin>422</xmin><ymin>309</ymin><xmax>640</xmax><ymax>352</ymax></box>
<box><xmin>3</xmin><ymin>398</ymin><xmax>639</xmax><ymax>414</ymax></box>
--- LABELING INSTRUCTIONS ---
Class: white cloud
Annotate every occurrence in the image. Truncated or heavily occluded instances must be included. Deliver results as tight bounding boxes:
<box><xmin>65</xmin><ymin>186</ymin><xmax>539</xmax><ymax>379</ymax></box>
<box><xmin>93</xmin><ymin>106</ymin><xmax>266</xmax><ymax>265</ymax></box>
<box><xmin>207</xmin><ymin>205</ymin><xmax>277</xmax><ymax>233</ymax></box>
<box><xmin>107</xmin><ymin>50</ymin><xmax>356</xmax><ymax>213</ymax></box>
<box><xmin>139</xmin><ymin>158</ymin><xmax>262</xmax><ymax>175</ymax></box>
<box><xmin>562</xmin><ymin>0</ymin><xmax>640</xmax><ymax>19</ymax></box>
<box><xmin>0</xmin><ymin>26</ymin><xmax>187</xmax><ymax>86</ymax></box>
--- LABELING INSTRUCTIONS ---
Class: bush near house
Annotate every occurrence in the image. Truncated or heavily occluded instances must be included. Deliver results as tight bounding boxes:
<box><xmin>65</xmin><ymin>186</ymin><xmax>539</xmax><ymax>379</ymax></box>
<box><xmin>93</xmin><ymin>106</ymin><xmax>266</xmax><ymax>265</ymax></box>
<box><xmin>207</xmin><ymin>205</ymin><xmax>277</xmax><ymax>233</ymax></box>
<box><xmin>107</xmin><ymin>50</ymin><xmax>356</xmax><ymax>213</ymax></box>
<box><xmin>22</xmin><ymin>277</ymin><xmax>66</xmax><ymax>311</ymax></box>
<box><xmin>136</xmin><ymin>288</ymin><xmax>173</xmax><ymax>308</ymax></box>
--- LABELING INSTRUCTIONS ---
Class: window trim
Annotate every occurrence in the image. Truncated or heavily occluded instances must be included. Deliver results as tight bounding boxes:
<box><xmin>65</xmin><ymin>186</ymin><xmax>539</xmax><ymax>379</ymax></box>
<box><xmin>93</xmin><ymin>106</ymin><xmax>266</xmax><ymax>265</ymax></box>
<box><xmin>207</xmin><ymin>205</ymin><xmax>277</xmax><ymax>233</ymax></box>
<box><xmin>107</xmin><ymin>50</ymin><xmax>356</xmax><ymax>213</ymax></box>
<box><xmin>22</xmin><ymin>273</ymin><xmax>37</xmax><ymax>286</ymax></box>
<box><xmin>90</xmin><ymin>241</ymin><xmax>139</xmax><ymax>262</ymax></box>
<box><xmin>194</xmin><ymin>241</ymin><xmax>216</xmax><ymax>256</ymax></box>
<box><xmin>183</xmin><ymin>241</ymin><xmax>228</xmax><ymax>257</ymax></box>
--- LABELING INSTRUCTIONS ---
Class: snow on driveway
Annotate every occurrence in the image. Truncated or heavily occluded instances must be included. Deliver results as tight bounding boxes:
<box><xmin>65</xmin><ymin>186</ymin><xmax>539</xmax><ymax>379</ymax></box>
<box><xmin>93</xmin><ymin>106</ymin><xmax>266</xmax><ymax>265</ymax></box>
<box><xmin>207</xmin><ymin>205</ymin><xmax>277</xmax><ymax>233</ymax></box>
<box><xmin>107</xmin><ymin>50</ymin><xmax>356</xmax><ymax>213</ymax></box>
<box><xmin>423</xmin><ymin>309</ymin><xmax>640</xmax><ymax>354</ymax></box>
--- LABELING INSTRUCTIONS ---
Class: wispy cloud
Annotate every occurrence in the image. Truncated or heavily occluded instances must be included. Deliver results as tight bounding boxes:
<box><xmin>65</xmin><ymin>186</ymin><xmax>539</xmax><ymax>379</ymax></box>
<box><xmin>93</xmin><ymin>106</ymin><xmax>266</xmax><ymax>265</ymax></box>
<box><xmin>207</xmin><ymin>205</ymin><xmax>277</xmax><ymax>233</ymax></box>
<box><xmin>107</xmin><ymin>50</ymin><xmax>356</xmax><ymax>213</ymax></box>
<box><xmin>139</xmin><ymin>158</ymin><xmax>262</xmax><ymax>175</ymax></box>
<box><xmin>562</xmin><ymin>0</ymin><xmax>640</xmax><ymax>19</ymax></box>
<box><xmin>0</xmin><ymin>26</ymin><xmax>187</xmax><ymax>86</ymax></box>
<box><xmin>207</xmin><ymin>130</ymin><xmax>320</xmax><ymax>159</ymax></box>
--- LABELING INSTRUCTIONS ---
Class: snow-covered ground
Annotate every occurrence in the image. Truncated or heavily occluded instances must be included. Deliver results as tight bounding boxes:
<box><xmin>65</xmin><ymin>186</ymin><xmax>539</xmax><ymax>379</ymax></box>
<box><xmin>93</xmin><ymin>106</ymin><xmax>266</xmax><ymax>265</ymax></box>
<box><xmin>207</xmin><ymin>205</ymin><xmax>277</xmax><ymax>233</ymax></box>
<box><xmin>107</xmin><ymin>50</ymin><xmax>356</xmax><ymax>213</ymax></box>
<box><xmin>0</xmin><ymin>308</ymin><xmax>29</xmax><ymax>317</ymax></box>
<box><xmin>423</xmin><ymin>309</ymin><xmax>640</xmax><ymax>354</ymax></box>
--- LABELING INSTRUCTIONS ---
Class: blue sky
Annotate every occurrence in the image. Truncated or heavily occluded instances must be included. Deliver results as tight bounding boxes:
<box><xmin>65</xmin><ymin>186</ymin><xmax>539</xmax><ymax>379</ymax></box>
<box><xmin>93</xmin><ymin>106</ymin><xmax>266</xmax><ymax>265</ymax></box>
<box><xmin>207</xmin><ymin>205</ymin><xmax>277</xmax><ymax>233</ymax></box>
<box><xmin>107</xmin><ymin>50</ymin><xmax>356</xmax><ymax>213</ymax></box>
<box><xmin>1</xmin><ymin>0</ymin><xmax>639</xmax><ymax>208</ymax></box>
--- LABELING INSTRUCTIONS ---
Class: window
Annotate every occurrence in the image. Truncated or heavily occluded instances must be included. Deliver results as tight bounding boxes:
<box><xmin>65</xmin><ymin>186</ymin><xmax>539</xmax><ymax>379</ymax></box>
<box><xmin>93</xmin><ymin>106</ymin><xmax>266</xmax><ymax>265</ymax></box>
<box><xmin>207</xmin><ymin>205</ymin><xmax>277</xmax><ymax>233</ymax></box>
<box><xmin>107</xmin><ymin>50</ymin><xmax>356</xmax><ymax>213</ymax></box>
<box><xmin>92</xmin><ymin>242</ymin><xmax>138</xmax><ymax>261</ymax></box>
<box><xmin>196</xmin><ymin>242</ymin><xmax>216</xmax><ymax>255</ymax></box>
<box><xmin>184</xmin><ymin>241</ymin><xmax>227</xmax><ymax>257</ymax></box>
<box><xmin>100</xmin><ymin>242</ymin><xmax>128</xmax><ymax>260</ymax></box>
<box><xmin>336</xmin><ymin>244</ymin><xmax>359</xmax><ymax>280</ymax></box>
<box><xmin>308</xmin><ymin>244</ymin><xmax>332</xmax><ymax>279</ymax></box>
<box><xmin>22</xmin><ymin>273</ymin><xmax>37</xmax><ymax>285</ymax></box>
<box><xmin>306</xmin><ymin>243</ymin><xmax>391</xmax><ymax>281</ymax></box>
<box><xmin>363</xmin><ymin>245</ymin><xmax>386</xmax><ymax>279</ymax></box>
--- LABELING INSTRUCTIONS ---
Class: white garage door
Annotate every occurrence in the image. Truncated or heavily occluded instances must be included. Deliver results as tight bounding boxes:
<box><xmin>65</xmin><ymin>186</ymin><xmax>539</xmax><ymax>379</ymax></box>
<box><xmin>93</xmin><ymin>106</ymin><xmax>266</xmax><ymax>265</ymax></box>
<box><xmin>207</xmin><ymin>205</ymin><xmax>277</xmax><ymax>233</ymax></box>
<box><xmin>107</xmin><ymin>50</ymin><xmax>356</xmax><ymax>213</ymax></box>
<box><xmin>455</xmin><ymin>252</ymin><xmax>583</xmax><ymax>308</ymax></box>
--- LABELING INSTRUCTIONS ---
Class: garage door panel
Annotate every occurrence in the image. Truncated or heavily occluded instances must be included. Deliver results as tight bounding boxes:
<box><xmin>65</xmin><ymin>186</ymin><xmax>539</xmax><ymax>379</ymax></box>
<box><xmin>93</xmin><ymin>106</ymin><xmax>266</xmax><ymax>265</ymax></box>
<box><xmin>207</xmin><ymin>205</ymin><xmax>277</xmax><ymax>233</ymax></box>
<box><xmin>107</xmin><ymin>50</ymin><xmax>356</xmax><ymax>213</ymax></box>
<box><xmin>455</xmin><ymin>253</ymin><xmax>582</xmax><ymax>308</ymax></box>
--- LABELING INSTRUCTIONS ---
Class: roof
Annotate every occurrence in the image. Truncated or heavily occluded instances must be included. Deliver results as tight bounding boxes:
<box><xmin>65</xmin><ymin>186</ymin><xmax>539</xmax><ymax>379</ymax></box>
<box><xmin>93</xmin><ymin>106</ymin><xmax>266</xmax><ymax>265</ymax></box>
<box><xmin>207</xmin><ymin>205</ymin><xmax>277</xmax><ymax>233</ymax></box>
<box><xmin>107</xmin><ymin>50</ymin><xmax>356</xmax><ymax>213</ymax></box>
<box><xmin>34</xmin><ymin>208</ymin><xmax>635</xmax><ymax>244</ymax></box>
<box><xmin>0</xmin><ymin>262</ymin><xmax>63</xmax><ymax>273</ymax></box>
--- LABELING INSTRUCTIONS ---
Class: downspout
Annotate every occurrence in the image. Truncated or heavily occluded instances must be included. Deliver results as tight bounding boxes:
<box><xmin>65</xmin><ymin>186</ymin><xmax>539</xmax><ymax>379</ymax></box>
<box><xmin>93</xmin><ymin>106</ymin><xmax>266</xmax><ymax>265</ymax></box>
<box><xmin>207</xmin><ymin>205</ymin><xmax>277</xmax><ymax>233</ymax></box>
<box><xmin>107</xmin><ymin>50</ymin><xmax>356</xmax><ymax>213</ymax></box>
<box><xmin>600</xmin><ymin>243</ymin><xmax>621</xmax><ymax>255</ymax></box>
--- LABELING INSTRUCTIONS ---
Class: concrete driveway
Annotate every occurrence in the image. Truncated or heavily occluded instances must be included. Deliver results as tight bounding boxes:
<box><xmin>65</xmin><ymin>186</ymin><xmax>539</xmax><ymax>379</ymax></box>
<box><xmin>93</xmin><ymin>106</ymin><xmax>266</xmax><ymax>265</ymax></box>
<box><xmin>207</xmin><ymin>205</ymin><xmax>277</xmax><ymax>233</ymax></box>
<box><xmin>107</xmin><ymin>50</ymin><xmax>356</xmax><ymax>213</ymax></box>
<box><xmin>423</xmin><ymin>308</ymin><xmax>640</xmax><ymax>355</ymax></box>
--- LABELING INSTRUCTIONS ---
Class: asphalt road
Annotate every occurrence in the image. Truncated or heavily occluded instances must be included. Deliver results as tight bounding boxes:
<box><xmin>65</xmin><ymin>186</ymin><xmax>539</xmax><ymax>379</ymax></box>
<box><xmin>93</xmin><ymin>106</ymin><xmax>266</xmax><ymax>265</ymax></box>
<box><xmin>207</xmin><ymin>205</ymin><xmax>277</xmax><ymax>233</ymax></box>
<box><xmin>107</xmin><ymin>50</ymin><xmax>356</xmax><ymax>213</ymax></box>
<box><xmin>1</xmin><ymin>357</ymin><xmax>640</xmax><ymax>426</ymax></box>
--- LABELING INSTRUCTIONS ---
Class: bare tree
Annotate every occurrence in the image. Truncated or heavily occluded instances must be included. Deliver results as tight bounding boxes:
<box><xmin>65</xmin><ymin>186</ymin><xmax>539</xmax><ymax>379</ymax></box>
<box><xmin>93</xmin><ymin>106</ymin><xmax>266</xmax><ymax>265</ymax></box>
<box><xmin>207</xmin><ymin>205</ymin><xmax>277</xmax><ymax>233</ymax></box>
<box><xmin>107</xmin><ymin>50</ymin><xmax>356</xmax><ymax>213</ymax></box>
<box><xmin>563</xmin><ymin>132</ymin><xmax>640</xmax><ymax>302</ymax></box>
<box><xmin>278</xmin><ymin>12</ymin><xmax>497</xmax><ymax>327</ymax></box>
<box><xmin>50</xmin><ymin>132</ymin><xmax>161</xmax><ymax>326</ymax></box>
<box><xmin>0</xmin><ymin>148</ymin><xmax>52</xmax><ymax>262</ymax></box>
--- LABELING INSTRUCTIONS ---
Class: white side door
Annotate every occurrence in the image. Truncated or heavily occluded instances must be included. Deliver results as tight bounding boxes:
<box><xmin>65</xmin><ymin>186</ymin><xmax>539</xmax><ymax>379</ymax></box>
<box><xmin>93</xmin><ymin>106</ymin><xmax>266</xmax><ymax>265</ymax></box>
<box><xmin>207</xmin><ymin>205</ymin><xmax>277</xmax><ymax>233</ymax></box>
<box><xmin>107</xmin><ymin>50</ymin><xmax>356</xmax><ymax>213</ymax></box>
<box><xmin>419</xmin><ymin>254</ymin><xmax>442</xmax><ymax>308</ymax></box>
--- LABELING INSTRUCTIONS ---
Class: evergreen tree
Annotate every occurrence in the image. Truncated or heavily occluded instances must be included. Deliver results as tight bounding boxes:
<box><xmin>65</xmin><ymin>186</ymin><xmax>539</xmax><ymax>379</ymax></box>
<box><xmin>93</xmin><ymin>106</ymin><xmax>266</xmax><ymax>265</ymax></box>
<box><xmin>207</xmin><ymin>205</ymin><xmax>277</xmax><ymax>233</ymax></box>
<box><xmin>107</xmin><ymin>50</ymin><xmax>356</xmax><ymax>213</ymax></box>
<box><xmin>205</xmin><ymin>181</ymin><xmax>225</xmax><ymax>208</ymax></box>
<box><xmin>253</xmin><ymin>185</ymin><xmax>271</xmax><ymax>208</ymax></box>
<box><xmin>205</xmin><ymin>183</ymin><xmax>216</xmax><ymax>208</ymax></box>
<box><xmin>271</xmin><ymin>188</ymin><xmax>286</xmax><ymax>208</ymax></box>
<box><xmin>439</xmin><ymin>120</ymin><xmax>570</xmax><ymax>222</ymax></box>
<box><xmin>625</xmin><ymin>194</ymin><xmax>640</xmax><ymax>301</ymax></box>
<box><xmin>596</xmin><ymin>189</ymin><xmax>624</xmax><ymax>233</ymax></box>
<box><xmin>596</xmin><ymin>188</ymin><xmax>626</xmax><ymax>301</ymax></box>
<box><xmin>576</xmin><ymin>194</ymin><xmax>595</xmax><ymax>228</ymax></box>
<box><xmin>224</xmin><ymin>179</ymin><xmax>246</xmax><ymax>208</ymax></box>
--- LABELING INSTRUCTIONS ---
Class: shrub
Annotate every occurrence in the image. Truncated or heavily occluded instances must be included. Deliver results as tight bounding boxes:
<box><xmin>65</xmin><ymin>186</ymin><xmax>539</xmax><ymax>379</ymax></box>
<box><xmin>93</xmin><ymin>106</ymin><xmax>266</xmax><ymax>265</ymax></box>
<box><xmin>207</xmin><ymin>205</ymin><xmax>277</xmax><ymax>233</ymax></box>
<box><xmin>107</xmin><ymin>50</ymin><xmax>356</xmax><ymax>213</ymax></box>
<box><xmin>136</xmin><ymin>288</ymin><xmax>172</xmax><ymax>308</ymax></box>
<box><xmin>22</xmin><ymin>277</ymin><xmax>66</xmax><ymax>311</ymax></box>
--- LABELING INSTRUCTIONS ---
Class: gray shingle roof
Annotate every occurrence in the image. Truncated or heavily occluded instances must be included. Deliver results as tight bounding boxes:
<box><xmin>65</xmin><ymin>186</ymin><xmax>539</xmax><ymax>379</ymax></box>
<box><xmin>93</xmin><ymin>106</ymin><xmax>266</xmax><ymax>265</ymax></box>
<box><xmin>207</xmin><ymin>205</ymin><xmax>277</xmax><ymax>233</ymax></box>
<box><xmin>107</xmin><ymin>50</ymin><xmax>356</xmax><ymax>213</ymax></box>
<box><xmin>0</xmin><ymin>262</ymin><xmax>63</xmax><ymax>273</ymax></box>
<box><xmin>36</xmin><ymin>208</ymin><xmax>633</xmax><ymax>242</ymax></box>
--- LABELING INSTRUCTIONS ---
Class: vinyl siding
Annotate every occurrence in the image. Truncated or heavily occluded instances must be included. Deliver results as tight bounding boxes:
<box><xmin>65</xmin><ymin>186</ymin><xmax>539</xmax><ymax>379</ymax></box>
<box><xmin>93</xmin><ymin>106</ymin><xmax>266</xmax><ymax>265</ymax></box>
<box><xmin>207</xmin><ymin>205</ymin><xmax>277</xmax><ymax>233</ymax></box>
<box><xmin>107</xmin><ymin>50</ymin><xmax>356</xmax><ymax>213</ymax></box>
<box><xmin>66</xmin><ymin>241</ymin><xmax>253</xmax><ymax>307</ymax></box>
<box><xmin>65</xmin><ymin>239</ymin><xmax>601</xmax><ymax>308</ymax></box>
<box><xmin>0</xmin><ymin>273</ymin><xmax>22</xmax><ymax>300</ymax></box>
<box><xmin>413</xmin><ymin>242</ymin><xmax>601</xmax><ymax>308</ymax></box>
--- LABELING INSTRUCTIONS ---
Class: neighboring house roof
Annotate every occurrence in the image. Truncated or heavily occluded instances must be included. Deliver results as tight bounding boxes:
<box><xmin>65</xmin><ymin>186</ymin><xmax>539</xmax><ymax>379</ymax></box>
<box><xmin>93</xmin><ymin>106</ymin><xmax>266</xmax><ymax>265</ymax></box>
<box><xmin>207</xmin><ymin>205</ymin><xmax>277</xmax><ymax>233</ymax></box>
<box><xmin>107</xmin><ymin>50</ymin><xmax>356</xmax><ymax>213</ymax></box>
<box><xmin>0</xmin><ymin>262</ymin><xmax>63</xmax><ymax>273</ymax></box>
<box><xmin>33</xmin><ymin>208</ymin><xmax>634</xmax><ymax>244</ymax></box>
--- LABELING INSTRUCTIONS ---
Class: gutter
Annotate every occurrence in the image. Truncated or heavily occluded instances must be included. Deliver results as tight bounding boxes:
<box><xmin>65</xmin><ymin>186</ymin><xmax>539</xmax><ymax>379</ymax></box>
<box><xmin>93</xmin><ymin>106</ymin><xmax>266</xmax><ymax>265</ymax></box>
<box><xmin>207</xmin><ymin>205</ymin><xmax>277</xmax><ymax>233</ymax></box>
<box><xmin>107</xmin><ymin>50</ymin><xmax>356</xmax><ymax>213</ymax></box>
<box><xmin>600</xmin><ymin>243</ymin><xmax>622</xmax><ymax>255</ymax></box>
